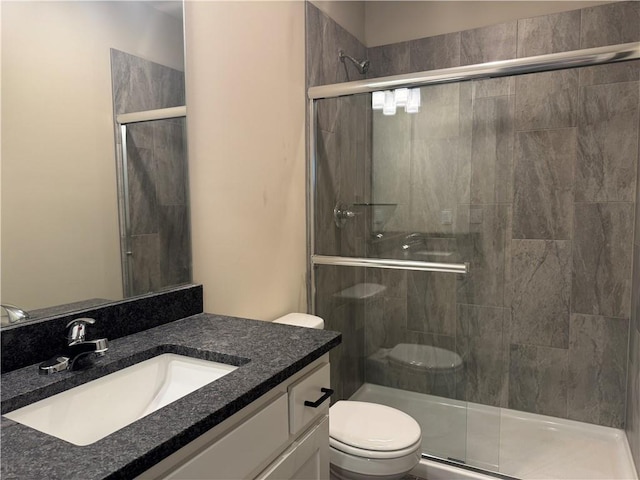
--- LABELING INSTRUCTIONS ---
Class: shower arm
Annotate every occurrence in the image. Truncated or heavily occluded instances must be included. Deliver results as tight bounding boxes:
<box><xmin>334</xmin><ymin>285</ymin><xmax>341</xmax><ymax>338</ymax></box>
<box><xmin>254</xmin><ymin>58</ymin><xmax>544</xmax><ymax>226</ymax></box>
<box><xmin>338</xmin><ymin>49</ymin><xmax>370</xmax><ymax>75</ymax></box>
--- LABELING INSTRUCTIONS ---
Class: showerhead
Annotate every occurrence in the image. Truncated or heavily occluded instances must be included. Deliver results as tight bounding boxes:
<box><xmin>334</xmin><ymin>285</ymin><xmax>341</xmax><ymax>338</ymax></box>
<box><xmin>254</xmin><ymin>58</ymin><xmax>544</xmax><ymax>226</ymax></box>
<box><xmin>339</xmin><ymin>50</ymin><xmax>370</xmax><ymax>75</ymax></box>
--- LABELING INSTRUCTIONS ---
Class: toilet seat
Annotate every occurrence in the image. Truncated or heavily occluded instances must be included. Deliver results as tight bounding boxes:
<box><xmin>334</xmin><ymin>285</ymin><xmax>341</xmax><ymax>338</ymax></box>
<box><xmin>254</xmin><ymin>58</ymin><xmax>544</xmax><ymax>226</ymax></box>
<box><xmin>330</xmin><ymin>436</ymin><xmax>422</xmax><ymax>459</ymax></box>
<box><xmin>329</xmin><ymin>401</ymin><xmax>421</xmax><ymax>457</ymax></box>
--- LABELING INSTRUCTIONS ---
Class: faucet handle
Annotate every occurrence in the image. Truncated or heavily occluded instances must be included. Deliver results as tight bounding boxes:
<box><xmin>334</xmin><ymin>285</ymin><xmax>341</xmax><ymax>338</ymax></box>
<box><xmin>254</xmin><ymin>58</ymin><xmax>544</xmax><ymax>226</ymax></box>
<box><xmin>66</xmin><ymin>318</ymin><xmax>96</xmax><ymax>345</ymax></box>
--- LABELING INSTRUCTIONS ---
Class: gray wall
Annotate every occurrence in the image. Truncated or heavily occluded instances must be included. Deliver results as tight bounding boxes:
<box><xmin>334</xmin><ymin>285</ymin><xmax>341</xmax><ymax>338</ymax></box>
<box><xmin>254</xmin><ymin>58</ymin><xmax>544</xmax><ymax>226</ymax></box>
<box><xmin>111</xmin><ymin>50</ymin><xmax>191</xmax><ymax>297</ymax></box>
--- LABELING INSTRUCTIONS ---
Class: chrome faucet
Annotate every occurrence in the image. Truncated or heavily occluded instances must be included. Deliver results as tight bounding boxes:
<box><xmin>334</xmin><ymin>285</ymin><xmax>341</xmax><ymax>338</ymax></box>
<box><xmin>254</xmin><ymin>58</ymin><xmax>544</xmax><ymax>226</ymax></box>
<box><xmin>38</xmin><ymin>318</ymin><xmax>108</xmax><ymax>375</ymax></box>
<box><xmin>401</xmin><ymin>232</ymin><xmax>424</xmax><ymax>250</ymax></box>
<box><xmin>1</xmin><ymin>304</ymin><xmax>30</xmax><ymax>325</ymax></box>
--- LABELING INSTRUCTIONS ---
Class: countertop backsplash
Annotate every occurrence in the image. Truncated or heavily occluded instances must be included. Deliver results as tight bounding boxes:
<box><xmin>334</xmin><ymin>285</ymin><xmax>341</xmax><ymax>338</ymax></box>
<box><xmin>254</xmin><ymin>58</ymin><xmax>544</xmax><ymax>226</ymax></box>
<box><xmin>0</xmin><ymin>284</ymin><xmax>203</xmax><ymax>373</ymax></box>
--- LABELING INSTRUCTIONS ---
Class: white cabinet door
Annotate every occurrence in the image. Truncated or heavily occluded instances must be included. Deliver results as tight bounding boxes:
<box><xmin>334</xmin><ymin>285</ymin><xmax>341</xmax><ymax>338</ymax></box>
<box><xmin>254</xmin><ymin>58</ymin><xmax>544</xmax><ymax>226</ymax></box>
<box><xmin>164</xmin><ymin>394</ymin><xmax>289</xmax><ymax>480</ymax></box>
<box><xmin>255</xmin><ymin>415</ymin><xmax>329</xmax><ymax>480</ymax></box>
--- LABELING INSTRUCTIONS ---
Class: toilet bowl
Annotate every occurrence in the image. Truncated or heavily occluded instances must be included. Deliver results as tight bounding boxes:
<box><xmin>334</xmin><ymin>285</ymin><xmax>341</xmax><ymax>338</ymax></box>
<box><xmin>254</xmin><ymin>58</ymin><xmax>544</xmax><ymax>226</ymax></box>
<box><xmin>273</xmin><ymin>313</ymin><xmax>422</xmax><ymax>480</ymax></box>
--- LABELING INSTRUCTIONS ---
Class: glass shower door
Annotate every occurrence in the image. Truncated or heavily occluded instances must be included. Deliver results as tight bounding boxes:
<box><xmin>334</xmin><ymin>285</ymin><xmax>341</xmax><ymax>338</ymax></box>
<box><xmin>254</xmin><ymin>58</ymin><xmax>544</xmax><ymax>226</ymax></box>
<box><xmin>311</xmin><ymin>85</ymin><xmax>503</xmax><ymax>471</ymax></box>
<box><xmin>118</xmin><ymin>115</ymin><xmax>192</xmax><ymax>297</ymax></box>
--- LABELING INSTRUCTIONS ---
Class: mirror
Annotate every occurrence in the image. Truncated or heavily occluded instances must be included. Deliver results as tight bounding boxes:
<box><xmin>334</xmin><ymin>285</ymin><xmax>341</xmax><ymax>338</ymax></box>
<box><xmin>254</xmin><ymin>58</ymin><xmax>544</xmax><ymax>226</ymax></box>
<box><xmin>1</xmin><ymin>1</ymin><xmax>190</xmax><ymax>326</ymax></box>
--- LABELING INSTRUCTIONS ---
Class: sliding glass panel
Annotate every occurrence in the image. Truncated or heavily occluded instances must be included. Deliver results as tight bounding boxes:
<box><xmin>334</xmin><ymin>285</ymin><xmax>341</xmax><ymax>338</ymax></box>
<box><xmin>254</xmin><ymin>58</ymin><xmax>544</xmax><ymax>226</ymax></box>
<box><xmin>121</xmin><ymin>117</ymin><xmax>191</xmax><ymax>297</ymax></box>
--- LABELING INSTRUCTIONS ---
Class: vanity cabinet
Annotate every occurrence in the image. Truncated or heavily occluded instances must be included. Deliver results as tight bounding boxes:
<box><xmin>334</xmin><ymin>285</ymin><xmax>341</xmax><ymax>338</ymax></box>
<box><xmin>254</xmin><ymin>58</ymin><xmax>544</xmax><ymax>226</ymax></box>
<box><xmin>139</xmin><ymin>356</ymin><xmax>331</xmax><ymax>480</ymax></box>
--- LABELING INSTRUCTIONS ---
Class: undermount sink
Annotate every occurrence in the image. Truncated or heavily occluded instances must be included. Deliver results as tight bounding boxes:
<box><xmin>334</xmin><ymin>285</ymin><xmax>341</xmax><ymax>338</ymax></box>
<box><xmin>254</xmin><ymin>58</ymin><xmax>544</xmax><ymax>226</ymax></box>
<box><xmin>4</xmin><ymin>353</ymin><xmax>238</xmax><ymax>446</ymax></box>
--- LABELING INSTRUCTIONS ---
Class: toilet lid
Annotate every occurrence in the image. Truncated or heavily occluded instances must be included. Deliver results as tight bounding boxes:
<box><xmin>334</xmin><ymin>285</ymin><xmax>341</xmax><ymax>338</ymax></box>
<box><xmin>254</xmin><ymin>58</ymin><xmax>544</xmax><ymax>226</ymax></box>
<box><xmin>388</xmin><ymin>343</ymin><xmax>462</xmax><ymax>372</ymax></box>
<box><xmin>329</xmin><ymin>401</ymin><xmax>421</xmax><ymax>451</ymax></box>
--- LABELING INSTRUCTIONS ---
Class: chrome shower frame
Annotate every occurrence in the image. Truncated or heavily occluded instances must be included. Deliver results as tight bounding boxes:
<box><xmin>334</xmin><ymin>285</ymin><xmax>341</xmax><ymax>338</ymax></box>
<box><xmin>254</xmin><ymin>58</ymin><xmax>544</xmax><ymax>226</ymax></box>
<box><xmin>306</xmin><ymin>41</ymin><xmax>640</xmax><ymax>313</ymax></box>
<box><xmin>116</xmin><ymin>106</ymin><xmax>187</xmax><ymax>297</ymax></box>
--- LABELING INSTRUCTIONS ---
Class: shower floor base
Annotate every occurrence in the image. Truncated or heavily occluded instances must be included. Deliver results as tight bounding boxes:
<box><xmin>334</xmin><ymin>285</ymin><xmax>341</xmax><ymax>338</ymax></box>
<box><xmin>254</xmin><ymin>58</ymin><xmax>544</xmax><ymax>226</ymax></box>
<box><xmin>350</xmin><ymin>383</ymin><xmax>638</xmax><ymax>480</ymax></box>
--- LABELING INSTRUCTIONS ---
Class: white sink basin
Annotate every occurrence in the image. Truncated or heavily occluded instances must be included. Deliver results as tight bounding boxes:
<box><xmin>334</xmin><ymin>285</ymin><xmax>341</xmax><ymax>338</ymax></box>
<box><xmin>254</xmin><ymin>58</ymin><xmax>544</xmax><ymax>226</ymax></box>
<box><xmin>4</xmin><ymin>353</ymin><xmax>238</xmax><ymax>446</ymax></box>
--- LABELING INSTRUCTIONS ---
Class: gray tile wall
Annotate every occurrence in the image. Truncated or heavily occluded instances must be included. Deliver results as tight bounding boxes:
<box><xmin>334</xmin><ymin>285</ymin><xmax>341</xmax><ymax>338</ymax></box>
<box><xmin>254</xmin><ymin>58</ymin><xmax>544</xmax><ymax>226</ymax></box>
<box><xmin>111</xmin><ymin>50</ymin><xmax>191</xmax><ymax>297</ymax></box>
<box><xmin>307</xmin><ymin>1</ymin><xmax>639</xmax><ymax>445</ymax></box>
<box><xmin>627</xmin><ymin>69</ymin><xmax>640</xmax><ymax>473</ymax></box>
<box><xmin>309</xmin><ymin>2</ymin><xmax>640</xmax><ymax>433</ymax></box>
<box><xmin>307</xmin><ymin>3</ymin><xmax>369</xmax><ymax>401</ymax></box>
<box><xmin>359</xmin><ymin>2</ymin><xmax>639</xmax><ymax>430</ymax></box>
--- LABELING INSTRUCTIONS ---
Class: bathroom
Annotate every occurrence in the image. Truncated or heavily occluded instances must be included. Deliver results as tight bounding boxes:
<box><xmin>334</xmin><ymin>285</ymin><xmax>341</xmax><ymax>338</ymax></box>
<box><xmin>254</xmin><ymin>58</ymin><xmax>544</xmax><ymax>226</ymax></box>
<box><xmin>1</xmin><ymin>1</ymin><xmax>639</xmax><ymax>479</ymax></box>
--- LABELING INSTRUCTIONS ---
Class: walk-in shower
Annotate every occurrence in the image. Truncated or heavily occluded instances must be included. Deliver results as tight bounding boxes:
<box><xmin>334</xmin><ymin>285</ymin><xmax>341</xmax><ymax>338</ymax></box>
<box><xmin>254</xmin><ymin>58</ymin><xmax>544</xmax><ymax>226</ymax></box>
<box><xmin>308</xmin><ymin>41</ymin><xmax>640</xmax><ymax>479</ymax></box>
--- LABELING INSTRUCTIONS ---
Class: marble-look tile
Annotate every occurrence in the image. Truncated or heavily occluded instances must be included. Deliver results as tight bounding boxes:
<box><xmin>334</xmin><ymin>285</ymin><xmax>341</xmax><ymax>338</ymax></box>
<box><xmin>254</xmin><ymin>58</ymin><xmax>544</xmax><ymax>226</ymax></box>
<box><xmin>637</xmin><ymin>133</ymin><xmax>640</xmax><ymax>252</ymax></box>
<box><xmin>633</xmin><ymin>242</ymin><xmax>640</xmax><ymax>333</ymax></box>
<box><xmin>365</xmin><ymin>268</ymin><xmax>407</xmax><ymax>300</ymax></box>
<box><xmin>412</xmin><ymin>83</ymin><xmax>460</xmax><ymax>140</ymax></box>
<box><xmin>409</xmin><ymin>32</ymin><xmax>460</xmax><ymax>72</ymax></box>
<box><xmin>314</xmin><ymin>129</ymin><xmax>341</xmax><ymax>256</ymax></box>
<box><xmin>579</xmin><ymin>60</ymin><xmax>640</xmax><ymax>87</ymax></box>
<box><xmin>318</xmin><ymin>297</ymin><xmax>352</xmax><ymax>401</ymax></box>
<box><xmin>336</xmin><ymin>95</ymin><xmax>368</xmax><ymax>204</ymax></box>
<box><xmin>509</xmin><ymin>344</ymin><xmax>568</xmax><ymax>418</ymax></box>
<box><xmin>458</xmin><ymin>82</ymin><xmax>473</xmax><ymax>205</ymax></box>
<box><xmin>372</xmin><ymin>110</ymin><xmax>412</xmax><ymax>231</ymax></box>
<box><xmin>456</xmin><ymin>205</ymin><xmax>509</xmax><ymax>307</ymax></box>
<box><xmin>500</xmin><ymin>310</ymin><xmax>512</xmax><ymax>408</ymax></box>
<box><xmin>472</xmin><ymin>77</ymin><xmax>515</xmax><ymax>99</ymax></box>
<box><xmin>407</xmin><ymin>272</ymin><xmax>456</xmax><ymax>336</ymax></box>
<box><xmin>625</xmin><ymin>326</ymin><xmax>640</xmax><ymax>468</ymax></box>
<box><xmin>470</xmin><ymin>95</ymin><xmax>514</xmax><ymax>205</ymax></box>
<box><xmin>127</xmin><ymin>122</ymin><xmax>154</xmax><ymax>149</ymax></box>
<box><xmin>334</xmin><ymin>96</ymin><xmax>368</xmax><ymax>258</ymax></box>
<box><xmin>513</xmin><ymin>129</ymin><xmax>575</xmax><ymax>240</ymax></box>
<box><xmin>154</xmin><ymin>121</ymin><xmax>187</xmax><ymax>206</ymax></box>
<box><xmin>568</xmin><ymin>314</ymin><xmax>628</xmax><ymax>428</ymax></box>
<box><xmin>367</xmin><ymin>42</ymin><xmax>410</xmax><ymax>78</ymax></box>
<box><xmin>316</xmin><ymin>97</ymin><xmax>339</xmax><ymax>134</ymax></box>
<box><xmin>515</xmin><ymin>70</ymin><xmax>578</xmax><ymax>131</ymax></box>
<box><xmin>315</xmin><ymin>264</ymin><xmax>362</xmax><ymax>299</ymax></box>
<box><xmin>510</xmin><ymin>240</ymin><xmax>571</xmax><ymax>349</ymax></box>
<box><xmin>576</xmin><ymin>81</ymin><xmax>639</xmax><ymax>203</ymax></box>
<box><xmin>364</xmin><ymin>296</ymin><xmax>406</xmax><ymax>357</ymax></box>
<box><xmin>127</xmin><ymin>143</ymin><xmax>157</xmax><ymax>235</ymax></box>
<box><xmin>580</xmin><ymin>1</ymin><xmax>640</xmax><ymax>49</ymax></box>
<box><xmin>456</xmin><ymin>304</ymin><xmax>507</xmax><ymax>407</ymax></box>
<box><xmin>572</xmin><ymin>203</ymin><xmax>634</xmax><ymax>318</ymax></box>
<box><xmin>158</xmin><ymin>205</ymin><xmax>191</xmax><ymax>287</ymax></box>
<box><xmin>461</xmin><ymin>22</ymin><xmax>517</xmax><ymax>66</ymax></box>
<box><xmin>325</xmin><ymin>297</ymin><xmax>364</xmax><ymax>400</ymax></box>
<box><xmin>517</xmin><ymin>10</ymin><xmax>580</xmax><ymax>57</ymax></box>
<box><xmin>409</xmin><ymin>138</ymin><xmax>461</xmax><ymax>234</ymax></box>
<box><xmin>129</xmin><ymin>234</ymin><xmax>161</xmax><ymax>296</ymax></box>
<box><xmin>111</xmin><ymin>49</ymin><xmax>184</xmax><ymax>114</ymax></box>
<box><xmin>306</xmin><ymin>3</ymin><xmax>367</xmax><ymax>87</ymax></box>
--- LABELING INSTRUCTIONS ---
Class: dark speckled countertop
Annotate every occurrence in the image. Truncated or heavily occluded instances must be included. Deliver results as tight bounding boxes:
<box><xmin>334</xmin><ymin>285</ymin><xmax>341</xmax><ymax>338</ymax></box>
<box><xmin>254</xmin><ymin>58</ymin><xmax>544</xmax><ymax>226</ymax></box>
<box><xmin>1</xmin><ymin>313</ymin><xmax>341</xmax><ymax>480</ymax></box>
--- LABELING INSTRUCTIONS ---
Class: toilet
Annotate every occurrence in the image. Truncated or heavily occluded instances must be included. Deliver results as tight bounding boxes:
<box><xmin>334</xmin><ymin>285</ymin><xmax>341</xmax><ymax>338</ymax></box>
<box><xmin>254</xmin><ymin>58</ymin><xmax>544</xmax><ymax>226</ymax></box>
<box><xmin>273</xmin><ymin>313</ymin><xmax>422</xmax><ymax>480</ymax></box>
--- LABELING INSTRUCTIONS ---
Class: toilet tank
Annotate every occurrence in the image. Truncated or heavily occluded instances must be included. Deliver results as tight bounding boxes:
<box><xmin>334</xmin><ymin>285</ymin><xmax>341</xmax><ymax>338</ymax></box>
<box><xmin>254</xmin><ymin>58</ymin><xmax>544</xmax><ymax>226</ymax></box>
<box><xmin>273</xmin><ymin>313</ymin><xmax>324</xmax><ymax>330</ymax></box>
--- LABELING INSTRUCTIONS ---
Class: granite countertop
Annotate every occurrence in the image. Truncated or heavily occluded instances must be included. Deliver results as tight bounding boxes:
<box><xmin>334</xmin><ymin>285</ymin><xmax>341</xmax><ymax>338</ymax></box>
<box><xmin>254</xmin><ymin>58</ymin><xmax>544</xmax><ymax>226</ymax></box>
<box><xmin>1</xmin><ymin>313</ymin><xmax>341</xmax><ymax>480</ymax></box>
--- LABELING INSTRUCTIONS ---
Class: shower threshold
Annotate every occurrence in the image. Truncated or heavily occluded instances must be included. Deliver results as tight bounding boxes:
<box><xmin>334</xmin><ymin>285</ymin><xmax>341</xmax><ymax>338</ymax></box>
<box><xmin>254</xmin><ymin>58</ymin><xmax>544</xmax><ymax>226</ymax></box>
<box><xmin>351</xmin><ymin>383</ymin><xmax>638</xmax><ymax>480</ymax></box>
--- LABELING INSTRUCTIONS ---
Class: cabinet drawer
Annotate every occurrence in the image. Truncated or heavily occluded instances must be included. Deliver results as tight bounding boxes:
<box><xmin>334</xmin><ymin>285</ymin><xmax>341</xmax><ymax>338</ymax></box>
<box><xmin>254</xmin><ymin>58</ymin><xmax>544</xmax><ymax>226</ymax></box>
<box><xmin>288</xmin><ymin>363</ymin><xmax>331</xmax><ymax>436</ymax></box>
<box><xmin>165</xmin><ymin>394</ymin><xmax>288</xmax><ymax>480</ymax></box>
